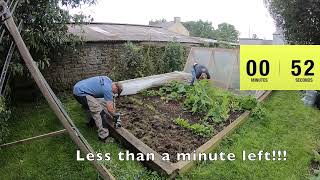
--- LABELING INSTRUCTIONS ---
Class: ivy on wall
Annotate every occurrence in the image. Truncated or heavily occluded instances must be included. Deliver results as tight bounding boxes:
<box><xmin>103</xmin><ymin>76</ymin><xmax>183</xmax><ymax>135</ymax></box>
<box><xmin>111</xmin><ymin>41</ymin><xmax>188</xmax><ymax>81</ymax></box>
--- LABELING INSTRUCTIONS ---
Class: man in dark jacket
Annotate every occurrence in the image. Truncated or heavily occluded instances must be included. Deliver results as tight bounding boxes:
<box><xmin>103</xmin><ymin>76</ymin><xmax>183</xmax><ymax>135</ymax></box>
<box><xmin>190</xmin><ymin>63</ymin><xmax>211</xmax><ymax>85</ymax></box>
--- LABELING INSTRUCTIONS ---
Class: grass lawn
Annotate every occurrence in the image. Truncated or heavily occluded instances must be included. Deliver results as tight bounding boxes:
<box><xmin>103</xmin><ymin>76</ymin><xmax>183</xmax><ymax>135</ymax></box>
<box><xmin>0</xmin><ymin>91</ymin><xmax>319</xmax><ymax>179</ymax></box>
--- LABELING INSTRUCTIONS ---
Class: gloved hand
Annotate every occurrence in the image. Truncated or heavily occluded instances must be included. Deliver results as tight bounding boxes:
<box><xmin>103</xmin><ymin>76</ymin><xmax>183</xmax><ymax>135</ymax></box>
<box><xmin>113</xmin><ymin>112</ymin><xmax>121</xmax><ymax>129</ymax></box>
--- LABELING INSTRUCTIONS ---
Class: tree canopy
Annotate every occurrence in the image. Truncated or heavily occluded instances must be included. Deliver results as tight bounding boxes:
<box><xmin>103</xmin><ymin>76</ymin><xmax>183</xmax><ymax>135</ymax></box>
<box><xmin>183</xmin><ymin>20</ymin><xmax>216</xmax><ymax>39</ymax></box>
<box><xmin>215</xmin><ymin>23</ymin><xmax>239</xmax><ymax>42</ymax></box>
<box><xmin>182</xmin><ymin>20</ymin><xmax>239</xmax><ymax>42</ymax></box>
<box><xmin>265</xmin><ymin>0</ymin><xmax>320</xmax><ymax>44</ymax></box>
<box><xmin>1</xmin><ymin>0</ymin><xmax>95</xmax><ymax>72</ymax></box>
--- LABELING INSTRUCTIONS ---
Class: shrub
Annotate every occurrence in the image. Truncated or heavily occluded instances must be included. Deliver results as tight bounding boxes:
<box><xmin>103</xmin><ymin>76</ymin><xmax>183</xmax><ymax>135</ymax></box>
<box><xmin>161</xmin><ymin>42</ymin><xmax>185</xmax><ymax>73</ymax></box>
<box><xmin>251</xmin><ymin>104</ymin><xmax>267</xmax><ymax>121</ymax></box>
<box><xmin>239</xmin><ymin>95</ymin><xmax>258</xmax><ymax>110</ymax></box>
<box><xmin>114</xmin><ymin>42</ymin><xmax>188</xmax><ymax>81</ymax></box>
<box><xmin>120</xmin><ymin>42</ymin><xmax>144</xmax><ymax>79</ymax></box>
<box><xmin>0</xmin><ymin>97</ymin><xmax>10</xmax><ymax>144</ymax></box>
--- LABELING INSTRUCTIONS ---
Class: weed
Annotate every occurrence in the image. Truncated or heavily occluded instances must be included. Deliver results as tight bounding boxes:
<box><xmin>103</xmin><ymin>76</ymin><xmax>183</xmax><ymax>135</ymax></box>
<box><xmin>251</xmin><ymin>104</ymin><xmax>267</xmax><ymax>121</ymax></box>
<box><xmin>129</xmin><ymin>97</ymin><xmax>144</xmax><ymax>106</ymax></box>
<box><xmin>239</xmin><ymin>95</ymin><xmax>258</xmax><ymax>110</ymax></box>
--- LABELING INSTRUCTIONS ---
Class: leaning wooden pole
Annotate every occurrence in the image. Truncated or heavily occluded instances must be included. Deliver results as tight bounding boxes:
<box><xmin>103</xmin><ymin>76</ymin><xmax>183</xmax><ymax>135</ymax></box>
<box><xmin>0</xmin><ymin>1</ymin><xmax>115</xmax><ymax>179</ymax></box>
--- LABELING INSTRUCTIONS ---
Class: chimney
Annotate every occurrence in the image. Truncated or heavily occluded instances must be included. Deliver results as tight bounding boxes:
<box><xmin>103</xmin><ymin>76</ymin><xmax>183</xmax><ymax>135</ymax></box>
<box><xmin>174</xmin><ymin>17</ymin><xmax>181</xmax><ymax>23</ymax></box>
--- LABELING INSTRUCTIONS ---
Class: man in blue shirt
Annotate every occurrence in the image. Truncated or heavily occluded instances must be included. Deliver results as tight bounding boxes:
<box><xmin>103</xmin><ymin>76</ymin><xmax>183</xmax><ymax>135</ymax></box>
<box><xmin>73</xmin><ymin>76</ymin><xmax>123</xmax><ymax>141</ymax></box>
<box><xmin>190</xmin><ymin>63</ymin><xmax>211</xmax><ymax>85</ymax></box>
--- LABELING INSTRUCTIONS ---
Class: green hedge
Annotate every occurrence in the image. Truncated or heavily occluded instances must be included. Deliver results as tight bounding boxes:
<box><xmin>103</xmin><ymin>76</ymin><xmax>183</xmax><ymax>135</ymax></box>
<box><xmin>0</xmin><ymin>96</ymin><xmax>10</xmax><ymax>144</ymax></box>
<box><xmin>111</xmin><ymin>42</ymin><xmax>188</xmax><ymax>81</ymax></box>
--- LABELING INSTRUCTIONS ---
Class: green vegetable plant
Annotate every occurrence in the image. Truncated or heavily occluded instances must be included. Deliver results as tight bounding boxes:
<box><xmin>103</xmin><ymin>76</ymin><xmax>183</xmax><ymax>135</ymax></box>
<box><xmin>173</xmin><ymin>118</ymin><xmax>213</xmax><ymax>138</ymax></box>
<box><xmin>143</xmin><ymin>80</ymin><xmax>259</xmax><ymax>125</ymax></box>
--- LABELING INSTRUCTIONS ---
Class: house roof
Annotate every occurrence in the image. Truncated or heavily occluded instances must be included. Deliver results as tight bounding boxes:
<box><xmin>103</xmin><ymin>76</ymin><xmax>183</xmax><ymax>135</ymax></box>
<box><xmin>152</xmin><ymin>21</ymin><xmax>175</xmax><ymax>28</ymax></box>
<box><xmin>68</xmin><ymin>22</ymin><xmax>200</xmax><ymax>44</ymax></box>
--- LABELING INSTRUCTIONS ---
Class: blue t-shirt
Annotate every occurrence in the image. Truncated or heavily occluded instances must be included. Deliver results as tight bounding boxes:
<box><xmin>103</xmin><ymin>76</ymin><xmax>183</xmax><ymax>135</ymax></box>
<box><xmin>73</xmin><ymin>76</ymin><xmax>113</xmax><ymax>102</ymax></box>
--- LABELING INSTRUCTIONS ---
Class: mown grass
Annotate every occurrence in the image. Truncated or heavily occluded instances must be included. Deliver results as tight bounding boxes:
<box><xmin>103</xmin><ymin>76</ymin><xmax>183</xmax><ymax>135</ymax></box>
<box><xmin>183</xmin><ymin>91</ymin><xmax>320</xmax><ymax>180</ymax></box>
<box><xmin>0</xmin><ymin>91</ymin><xmax>319</xmax><ymax>179</ymax></box>
<box><xmin>0</xmin><ymin>96</ymin><xmax>162</xmax><ymax>180</ymax></box>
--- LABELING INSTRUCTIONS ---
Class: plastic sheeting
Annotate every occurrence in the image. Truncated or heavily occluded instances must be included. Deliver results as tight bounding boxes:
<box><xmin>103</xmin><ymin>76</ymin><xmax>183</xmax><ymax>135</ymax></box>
<box><xmin>116</xmin><ymin>47</ymin><xmax>266</xmax><ymax>99</ymax></box>
<box><xmin>184</xmin><ymin>47</ymin><xmax>266</xmax><ymax>98</ymax></box>
<box><xmin>118</xmin><ymin>71</ymin><xmax>191</xmax><ymax>96</ymax></box>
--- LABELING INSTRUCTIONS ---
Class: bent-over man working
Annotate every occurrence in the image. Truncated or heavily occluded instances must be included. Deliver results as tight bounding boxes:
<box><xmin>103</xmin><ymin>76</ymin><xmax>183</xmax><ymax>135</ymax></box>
<box><xmin>190</xmin><ymin>63</ymin><xmax>211</xmax><ymax>85</ymax></box>
<box><xmin>73</xmin><ymin>76</ymin><xmax>123</xmax><ymax>141</ymax></box>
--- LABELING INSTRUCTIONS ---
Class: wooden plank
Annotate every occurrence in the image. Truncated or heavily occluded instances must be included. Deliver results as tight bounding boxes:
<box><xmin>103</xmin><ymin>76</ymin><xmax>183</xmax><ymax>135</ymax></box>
<box><xmin>175</xmin><ymin>90</ymin><xmax>272</xmax><ymax>173</ymax></box>
<box><xmin>0</xmin><ymin>129</ymin><xmax>67</xmax><ymax>148</ymax></box>
<box><xmin>258</xmin><ymin>90</ymin><xmax>272</xmax><ymax>103</ymax></box>
<box><xmin>3</xmin><ymin>9</ymin><xmax>115</xmax><ymax>180</ymax></box>
<box><xmin>102</xmin><ymin>115</ymin><xmax>178</xmax><ymax>177</ymax></box>
<box><xmin>174</xmin><ymin>111</ymin><xmax>250</xmax><ymax>172</ymax></box>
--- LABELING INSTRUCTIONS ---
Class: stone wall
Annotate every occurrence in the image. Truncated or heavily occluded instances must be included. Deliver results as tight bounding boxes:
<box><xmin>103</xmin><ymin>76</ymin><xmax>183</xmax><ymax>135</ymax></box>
<box><xmin>43</xmin><ymin>43</ymin><xmax>125</xmax><ymax>91</ymax></box>
<box><xmin>43</xmin><ymin>42</ymin><xmax>191</xmax><ymax>91</ymax></box>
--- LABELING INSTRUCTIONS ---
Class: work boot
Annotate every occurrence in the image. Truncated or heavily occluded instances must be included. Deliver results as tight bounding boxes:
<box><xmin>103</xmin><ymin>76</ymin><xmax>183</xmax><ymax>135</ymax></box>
<box><xmin>98</xmin><ymin>128</ymin><xmax>109</xmax><ymax>143</ymax></box>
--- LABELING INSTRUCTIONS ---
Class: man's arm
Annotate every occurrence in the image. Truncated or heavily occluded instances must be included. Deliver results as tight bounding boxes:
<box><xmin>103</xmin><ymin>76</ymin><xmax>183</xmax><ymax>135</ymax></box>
<box><xmin>206</xmin><ymin>72</ymin><xmax>211</xmax><ymax>79</ymax></box>
<box><xmin>190</xmin><ymin>68</ymin><xmax>196</xmax><ymax>85</ymax></box>
<box><xmin>105</xmin><ymin>101</ymin><xmax>115</xmax><ymax>116</ymax></box>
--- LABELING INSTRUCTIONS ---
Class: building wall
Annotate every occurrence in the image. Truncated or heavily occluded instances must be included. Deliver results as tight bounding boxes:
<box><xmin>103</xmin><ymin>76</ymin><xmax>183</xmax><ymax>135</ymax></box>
<box><xmin>168</xmin><ymin>23</ymin><xmax>190</xmax><ymax>36</ymax></box>
<box><xmin>239</xmin><ymin>38</ymin><xmax>273</xmax><ymax>45</ymax></box>
<box><xmin>42</xmin><ymin>42</ymin><xmax>191</xmax><ymax>91</ymax></box>
<box><xmin>43</xmin><ymin>43</ymin><xmax>125</xmax><ymax>91</ymax></box>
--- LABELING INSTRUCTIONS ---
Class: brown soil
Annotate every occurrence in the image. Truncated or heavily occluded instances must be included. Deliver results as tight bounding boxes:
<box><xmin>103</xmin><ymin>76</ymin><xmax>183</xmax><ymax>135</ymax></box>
<box><xmin>117</xmin><ymin>95</ymin><xmax>243</xmax><ymax>163</ymax></box>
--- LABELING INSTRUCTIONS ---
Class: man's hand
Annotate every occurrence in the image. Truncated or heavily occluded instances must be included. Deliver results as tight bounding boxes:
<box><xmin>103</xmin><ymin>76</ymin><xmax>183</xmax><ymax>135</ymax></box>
<box><xmin>106</xmin><ymin>101</ymin><xmax>115</xmax><ymax>116</ymax></box>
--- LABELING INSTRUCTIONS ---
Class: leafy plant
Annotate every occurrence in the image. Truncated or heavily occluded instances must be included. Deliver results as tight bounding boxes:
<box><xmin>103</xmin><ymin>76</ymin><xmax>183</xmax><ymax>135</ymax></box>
<box><xmin>184</xmin><ymin>80</ymin><xmax>231</xmax><ymax>122</ymax></box>
<box><xmin>1</xmin><ymin>0</ymin><xmax>96</xmax><ymax>74</ymax></box>
<box><xmin>173</xmin><ymin>118</ymin><xmax>213</xmax><ymax>138</ymax></box>
<box><xmin>112</xmin><ymin>42</ymin><xmax>189</xmax><ymax>81</ymax></box>
<box><xmin>313</xmin><ymin>150</ymin><xmax>320</xmax><ymax>163</ymax></box>
<box><xmin>0</xmin><ymin>97</ymin><xmax>10</xmax><ymax>144</ymax></box>
<box><xmin>161</xmin><ymin>42</ymin><xmax>185</xmax><ymax>73</ymax></box>
<box><xmin>189</xmin><ymin>123</ymin><xmax>213</xmax><ymax>138</ymax></box>
<box><xmin>157</xmin><ymin>81</ymin><xmax>190</xmax><ymax>101</ymax></box>
<box><xmin>251</xmin><ymin>104</ymin><xmax>267</xmax><ymax>121</ymax></box>
<box><xmin>144</xmin><ymin>81</ymin><xmax>258</xmax><ymax>124</ymax></box>
<box><xmin>174</xmin><ymin>118</ymin><xmax>190</xmax><ymax>128</ymax></box>
<box><xmin>239</xmin><ymin>95</ymin><xmax>258</xmax><ymax>110</ymax></box>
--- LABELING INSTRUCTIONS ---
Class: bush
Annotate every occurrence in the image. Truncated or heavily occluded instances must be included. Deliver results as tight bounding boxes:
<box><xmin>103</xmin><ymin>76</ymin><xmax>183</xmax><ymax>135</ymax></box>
<box><xmin>251</xmin><ymin>104</ymin><xmax>267</xmax><ymax>121</ymax></box>
<box><xmin>160</xmin><ymin>42</ymin><xmax>185</xmax><ymax>73</ymax></box>
<box><xmin>114</xmin><ymin>42</ymin><xmax>187</xmax><ymax>81</ymax></box>
<box><xmin>239</xmin><ymin>95</ymin><xmax>258</xmax><ymax>110</ymax></box>
<box><xmin>0</xmin><ymin>97</ymin><xmax>10</xmax><ymax>144</ymax></box>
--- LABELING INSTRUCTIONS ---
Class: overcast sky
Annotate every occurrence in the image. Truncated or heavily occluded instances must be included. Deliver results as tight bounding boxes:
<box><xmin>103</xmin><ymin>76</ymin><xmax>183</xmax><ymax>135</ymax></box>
<box><xmin>68</xmin><ymin>0</ymin><xmax>276</xmax><ymax>39</ymax></box>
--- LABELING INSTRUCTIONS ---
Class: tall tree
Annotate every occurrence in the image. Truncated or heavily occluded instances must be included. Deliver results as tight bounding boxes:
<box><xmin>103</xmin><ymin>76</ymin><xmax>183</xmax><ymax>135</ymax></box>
<box><xmin>215</xmin><ymin>23</ymin><xmax>239</xmax><ymax>42</ymax></box>
<box><xmin>183</xmin><ymin>20</ymin><xmax>216</xmax><ymax>39</ymax></box>
<box><xmin>1</xmin><ymin>0</ymin><xmax>95</xmax><ymax>71</ymax></box>
<box><xmin>265</xmin><ymin>0</ymin><xmax>320</xmax><ymax>44</ymax></box>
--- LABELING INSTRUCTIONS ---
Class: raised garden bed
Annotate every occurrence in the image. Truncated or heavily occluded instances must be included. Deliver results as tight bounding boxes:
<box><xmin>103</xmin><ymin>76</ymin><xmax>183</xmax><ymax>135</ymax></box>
<box><xmin>118</xmin><ymin>95</ymin><xmax>244</xmax><ymax>163</ymax></box>
<box><xmin>104</xmin><ymin>80</ymin><xmax>271</xmax><ymax>177</ymax></box>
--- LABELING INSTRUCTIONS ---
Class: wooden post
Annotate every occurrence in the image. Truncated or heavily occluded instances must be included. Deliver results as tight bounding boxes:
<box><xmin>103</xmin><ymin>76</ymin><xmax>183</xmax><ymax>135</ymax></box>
<box><xmin>1</xmin><ymin>2</ymin><xmax>115</xmax><ymax>179</ymax></box>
